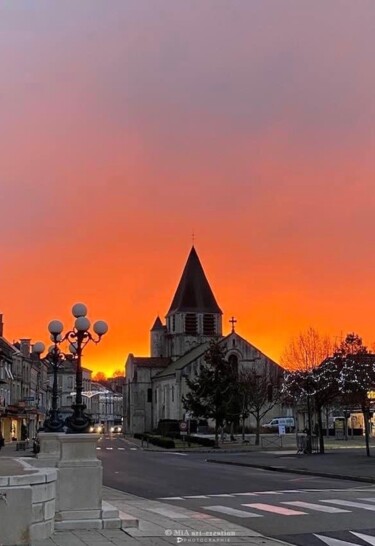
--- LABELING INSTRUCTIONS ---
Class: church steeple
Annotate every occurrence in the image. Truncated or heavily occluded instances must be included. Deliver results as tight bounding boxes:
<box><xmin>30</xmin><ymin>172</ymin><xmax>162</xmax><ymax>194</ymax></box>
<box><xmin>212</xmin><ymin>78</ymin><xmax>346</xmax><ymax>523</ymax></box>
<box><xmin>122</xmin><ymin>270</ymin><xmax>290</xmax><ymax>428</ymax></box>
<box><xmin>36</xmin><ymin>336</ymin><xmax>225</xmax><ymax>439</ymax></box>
<box><xmin>165</xmin><ymin>247</ymin><xmax>222</xmax><ymax>358</ymax></box>
<box><xmin>167</xmin><ymin>246</ymin><xmax>222</xmax><ymax>315</ymax></box>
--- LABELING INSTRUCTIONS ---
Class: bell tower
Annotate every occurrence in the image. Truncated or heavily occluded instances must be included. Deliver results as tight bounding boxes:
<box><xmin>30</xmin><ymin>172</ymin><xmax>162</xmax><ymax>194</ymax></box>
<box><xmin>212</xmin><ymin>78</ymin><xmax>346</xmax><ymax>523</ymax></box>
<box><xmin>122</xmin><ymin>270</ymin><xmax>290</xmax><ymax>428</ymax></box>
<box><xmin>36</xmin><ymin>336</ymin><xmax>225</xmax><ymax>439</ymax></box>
<box><xmin>165</xmin><ymin>246</ymin><xmax>223</xmax><ymax>359</ymax></box>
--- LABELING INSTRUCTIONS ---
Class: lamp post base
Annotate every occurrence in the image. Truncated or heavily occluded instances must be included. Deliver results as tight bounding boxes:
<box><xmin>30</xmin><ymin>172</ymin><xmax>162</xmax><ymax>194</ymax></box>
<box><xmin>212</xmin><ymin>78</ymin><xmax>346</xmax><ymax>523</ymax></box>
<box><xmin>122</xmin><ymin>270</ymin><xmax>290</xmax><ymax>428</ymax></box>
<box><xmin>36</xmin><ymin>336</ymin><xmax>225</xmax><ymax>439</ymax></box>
<box><xmin>44</xmin><ymin>412</ymin><xmax>65</xmax><ymax>433</ymax></box>
<box><xmin>65</xmin><ymin>403</ymin><xmax>92</xmax><ymax>433</ymax></box>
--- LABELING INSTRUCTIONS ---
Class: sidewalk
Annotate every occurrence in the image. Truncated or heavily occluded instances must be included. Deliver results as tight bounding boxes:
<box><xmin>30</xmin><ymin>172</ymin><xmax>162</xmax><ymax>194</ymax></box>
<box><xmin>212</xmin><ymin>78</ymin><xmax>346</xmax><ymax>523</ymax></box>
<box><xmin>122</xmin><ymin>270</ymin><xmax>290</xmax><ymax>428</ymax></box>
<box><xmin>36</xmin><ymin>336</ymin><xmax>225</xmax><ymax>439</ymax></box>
<box><xmin>30</xmin><ymin>486</ymin><xmax>292</xmax><ymax>546</ymax></box>
<box><xmin>207</xmin><ymin>447</ymin><xmax>375</xmax><ymax>484</ymax></box>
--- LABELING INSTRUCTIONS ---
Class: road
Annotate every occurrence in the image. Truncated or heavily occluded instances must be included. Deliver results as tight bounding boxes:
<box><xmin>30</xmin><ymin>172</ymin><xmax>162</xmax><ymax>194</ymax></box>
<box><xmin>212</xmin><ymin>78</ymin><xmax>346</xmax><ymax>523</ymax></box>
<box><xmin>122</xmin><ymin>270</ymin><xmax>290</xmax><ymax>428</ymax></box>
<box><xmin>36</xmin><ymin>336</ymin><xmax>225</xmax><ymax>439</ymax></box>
<box><xmin>98</xmin><ymin>434</ymin><xmax>375</xmax><ymax>546</ymax></box>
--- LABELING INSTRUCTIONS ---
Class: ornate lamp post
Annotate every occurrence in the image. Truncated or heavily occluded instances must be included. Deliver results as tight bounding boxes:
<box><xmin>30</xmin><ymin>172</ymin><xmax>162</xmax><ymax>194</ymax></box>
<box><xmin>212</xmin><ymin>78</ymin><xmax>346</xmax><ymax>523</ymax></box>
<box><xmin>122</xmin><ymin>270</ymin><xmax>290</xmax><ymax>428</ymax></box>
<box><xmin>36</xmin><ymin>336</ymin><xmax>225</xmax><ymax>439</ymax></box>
<box><xmin>44</xmin><ymin>337</ymin><xmax>66</xmax><ymax>432</ymax></box>
<box><xmin>48</xmin><ymin>303</ymin><xmax>108</xmax><ymax>433</ymax></box>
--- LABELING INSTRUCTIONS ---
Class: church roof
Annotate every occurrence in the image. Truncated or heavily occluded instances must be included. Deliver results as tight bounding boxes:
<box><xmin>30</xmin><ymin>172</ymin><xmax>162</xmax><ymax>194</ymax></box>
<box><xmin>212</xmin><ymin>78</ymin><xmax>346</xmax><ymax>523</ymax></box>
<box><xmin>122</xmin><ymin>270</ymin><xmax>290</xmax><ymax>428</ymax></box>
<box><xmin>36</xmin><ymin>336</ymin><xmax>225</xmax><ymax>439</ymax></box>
<box><xmin>155</xmin><ymin>332</ymin><xmax>283</xmax><ymax>379</ymax></box>
<box><xmin>133</xmin><ymin>357</ymin><xmax>171</xmax><ymax>368</ymax></box>
<box><xmin>150</xmin><ymin>316</ymin><xmax>164</xmax><ymax>331</ymax></box>
<box><xmin>167</xmin><ymin>246</ymin><xmax>222</xmax><ymax>315</ymax></box>
<box><xmin>155</xmin><ymin>342</ymin><xmax>211</xmax><ymax>378</ymax></box>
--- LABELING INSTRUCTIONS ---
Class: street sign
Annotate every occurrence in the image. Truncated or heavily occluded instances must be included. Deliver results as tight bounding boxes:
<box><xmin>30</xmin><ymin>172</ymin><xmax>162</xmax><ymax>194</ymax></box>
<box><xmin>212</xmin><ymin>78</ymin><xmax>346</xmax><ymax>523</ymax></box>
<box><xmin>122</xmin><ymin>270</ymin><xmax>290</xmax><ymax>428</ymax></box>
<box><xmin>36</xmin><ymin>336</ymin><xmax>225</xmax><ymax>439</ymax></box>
<box><xmin>179</xmin><ymin>421</ymin><xmax>187</xmax><ymax>432</ymax></box>
<box><xmin>278</xmin><ymin>424</ymin><xmax>286</xmax><ymax>436</ymax></box>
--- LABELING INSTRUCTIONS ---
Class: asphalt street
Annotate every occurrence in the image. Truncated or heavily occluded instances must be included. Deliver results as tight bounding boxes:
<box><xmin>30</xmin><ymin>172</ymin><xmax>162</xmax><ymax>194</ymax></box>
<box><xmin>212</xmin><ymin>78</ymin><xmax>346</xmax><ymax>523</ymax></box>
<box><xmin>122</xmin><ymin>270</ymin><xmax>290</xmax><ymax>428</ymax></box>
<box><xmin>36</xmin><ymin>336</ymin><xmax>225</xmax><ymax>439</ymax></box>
<box><xmin>98</xmin><ymin>434</ymin><xmax>375</xmax><ymax>546</ymax></box>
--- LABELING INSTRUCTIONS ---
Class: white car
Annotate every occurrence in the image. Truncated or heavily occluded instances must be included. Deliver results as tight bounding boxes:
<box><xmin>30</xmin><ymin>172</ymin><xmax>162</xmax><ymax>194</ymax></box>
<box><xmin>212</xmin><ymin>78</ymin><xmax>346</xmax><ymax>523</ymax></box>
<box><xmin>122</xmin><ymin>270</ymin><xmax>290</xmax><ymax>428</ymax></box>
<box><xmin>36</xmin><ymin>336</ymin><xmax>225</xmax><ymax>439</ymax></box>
<box><xmin>263</xmin><ymin>417</ymin><xmax>295</xmax><ymax>431</ymax></box>
<box><xmin>110</xmin><ymin>425</ymin><xmax>122</xmax><ymax>433</ymax></box>
<box><xmin>89</xmin><ymin>424</ymin><xmax>104</xmax><ymax>434</ymax></box>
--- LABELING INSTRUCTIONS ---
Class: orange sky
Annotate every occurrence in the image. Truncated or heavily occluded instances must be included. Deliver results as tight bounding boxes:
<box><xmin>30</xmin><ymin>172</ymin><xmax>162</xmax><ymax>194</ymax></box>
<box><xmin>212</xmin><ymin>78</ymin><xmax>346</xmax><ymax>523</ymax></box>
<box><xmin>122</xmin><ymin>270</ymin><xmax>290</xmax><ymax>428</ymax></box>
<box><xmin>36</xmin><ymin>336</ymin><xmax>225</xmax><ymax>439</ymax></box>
<box><xmin>1</xmin><ymin>1</ymin><xmax>374</xmax><ymax>375</ymax></box>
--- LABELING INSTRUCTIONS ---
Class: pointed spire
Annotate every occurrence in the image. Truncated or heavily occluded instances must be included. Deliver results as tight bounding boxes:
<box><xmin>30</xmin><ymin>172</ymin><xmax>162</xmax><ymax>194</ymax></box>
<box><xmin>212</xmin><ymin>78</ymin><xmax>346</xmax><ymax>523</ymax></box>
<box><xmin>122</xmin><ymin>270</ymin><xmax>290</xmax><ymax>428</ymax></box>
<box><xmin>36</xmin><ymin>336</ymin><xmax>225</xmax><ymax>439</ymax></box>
<box><xmin>151</xmin><ymin>316</ymin><xmax>164</xmax><ymax>331</ymax></box>
<box><xmin>167</xmin><ymin>247</ymin><xmax>222</xmax><ymax>315</ymax></box>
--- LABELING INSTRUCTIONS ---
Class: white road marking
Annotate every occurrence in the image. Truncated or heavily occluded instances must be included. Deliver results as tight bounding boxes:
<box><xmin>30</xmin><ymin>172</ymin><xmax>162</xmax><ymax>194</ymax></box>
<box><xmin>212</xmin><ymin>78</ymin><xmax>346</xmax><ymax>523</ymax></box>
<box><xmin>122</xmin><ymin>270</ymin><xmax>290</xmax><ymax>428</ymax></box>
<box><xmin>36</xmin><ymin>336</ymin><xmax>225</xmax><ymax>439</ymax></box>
<box><xmin>185</xmin><ymin>495</ymin><xmax>209</xmax><ymax>499</ymax></box>
<box><xmin>254</xmin><ymin>491</ymin><xmax>283</xmax><ymax>495</ymax></box>
<box><xmin>96</xmin><ymin>447</ymin><xmax>101</xmax><ymax>450</ymax></box>
<box><xmin>350</xmin><ymin>532</ymin><xmax>375</xmax><ymax>545</ymax></box>
<box><xmin>283</xmin><ymin>501</ymin><xmax>350</xmax><ymax>513</ymax></box>
<box><xmin>323</xmin><ymin>499</ymin><xmax>375</xmax><ymax>511</ymax></box>
<box><xmin>130</xmin><ymin>447</ymin><xmax>137</xmax><ymax>450</ymax></box>
<box><xmin>243</xmin><ymin>503</ymin><xmax>306</xmax><ymax>516</ymax></box>
<box><xmin>106</xmin><ymin>447</ymin><xmax>113</xmax><ymax>450</ymax></box>
<box><xmin>314</xmin><ymin>534</ymin><xmax>362</xmax><ymax>546</ymax></box>
<box><xmin>234</xmin><ymin>492</ymin><xmax>257</xmax><ymax>496</ymax></box>
<box><xmin>118</xmin><ymin>447</ymin><xmax>125</xmax><ymax>450</ymax></box>
<box><xmin>159</xmin><ymin>497</ymin><xmax>185</xmax><ymax>500</ymax></box>
<box><xmin>358</xmin><ymin>497</ymin><xmax>375</xmax><ymax>503</ymax></box>
<box><xmin>209</xmin><ymin>494</ymin><xmax>235</xmax><ymax>498</ymax></box>
<box><xmin>204</xmin><ymin>505</ymin><xmax>262</xmax><ymax>518</ymax></box>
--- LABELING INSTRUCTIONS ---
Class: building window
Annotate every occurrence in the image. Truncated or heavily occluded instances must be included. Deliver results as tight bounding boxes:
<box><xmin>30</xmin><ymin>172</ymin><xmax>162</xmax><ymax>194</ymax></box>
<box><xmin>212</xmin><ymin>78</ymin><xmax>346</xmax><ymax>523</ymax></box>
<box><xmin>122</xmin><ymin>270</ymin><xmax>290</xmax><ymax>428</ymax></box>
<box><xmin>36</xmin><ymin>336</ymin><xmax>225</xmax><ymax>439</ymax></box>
<box><xmin>185</xmin><ymin>314</ymin><xmax>197</xmax><ymax>335</ymax></box>
<box><xmin>172</xmin><ymin>315</ymin><xmax>176</xmax><ymax>332</ymax></box>
<box><xmin>171</xmin><ymin>386</ymin><xmax>174</xmax><ymax>402</ymax></box>
<box><xmin>147</xmin><ymin>388</ymin><xmax>152</xmax><ymax>403</ymax></box>
<box><xmin>203</xmin><ymin>314</ymin><xmax>215</xmax><ymax>335</ymax></box>
<box><xmin>228</xmin><ymin>355</ymin><xmax>238</xmax><ymax>378</ymax></box>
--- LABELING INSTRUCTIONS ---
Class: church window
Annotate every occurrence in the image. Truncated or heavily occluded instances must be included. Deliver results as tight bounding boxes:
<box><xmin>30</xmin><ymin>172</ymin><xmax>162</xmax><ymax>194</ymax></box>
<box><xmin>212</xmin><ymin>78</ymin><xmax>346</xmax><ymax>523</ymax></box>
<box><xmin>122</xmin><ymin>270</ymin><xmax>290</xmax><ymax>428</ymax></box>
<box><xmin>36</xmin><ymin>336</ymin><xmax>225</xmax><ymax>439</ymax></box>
<box><xmin>203</xmin><ymin>314</ymin><xmax>215</xmax><ymax>335</ymax></box>
<box><xmin>147</xmin><ymin>388</ymin><xmax>152</xmax><ymax>403</ymax></box>
<box><xmin>171</xmin><ymin>386</ymin><xmax>174</xmax><ymax>402</ymax></box>
<box><xmin>228</xmin><ymin>354</ymin><xmax>238</xmax><ymax>378</ymax></box>
<box><xmin>267</xmin><ymin>384</ymin><xmax>273</xmax><ymax>402</ymax></box>
<box><xmin>185</xmin><ymin>314</ymin><xmax>197</xmax><ymax>335</ymax></box>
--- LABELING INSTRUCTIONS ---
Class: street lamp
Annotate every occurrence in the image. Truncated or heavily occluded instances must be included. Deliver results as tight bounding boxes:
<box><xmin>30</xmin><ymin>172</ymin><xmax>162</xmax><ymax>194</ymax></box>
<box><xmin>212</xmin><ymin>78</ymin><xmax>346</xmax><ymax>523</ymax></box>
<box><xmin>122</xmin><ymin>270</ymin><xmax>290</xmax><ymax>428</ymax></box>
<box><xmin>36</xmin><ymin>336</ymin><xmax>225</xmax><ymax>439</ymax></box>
<box><xmin>44</xmin><ymin>337</ymin><xmax>66</xmax><ymax>432</ymax></box>
<box><xmin>48</xmin><ymin>303</ymin><xmax>108</xmax><ymax>433</ymax></box>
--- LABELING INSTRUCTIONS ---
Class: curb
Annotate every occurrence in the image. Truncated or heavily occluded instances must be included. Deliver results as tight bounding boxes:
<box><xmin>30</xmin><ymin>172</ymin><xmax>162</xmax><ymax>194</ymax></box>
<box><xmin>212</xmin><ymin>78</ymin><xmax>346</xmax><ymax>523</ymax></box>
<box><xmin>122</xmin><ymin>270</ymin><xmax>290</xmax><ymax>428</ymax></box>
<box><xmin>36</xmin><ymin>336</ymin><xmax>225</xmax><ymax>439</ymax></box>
<box><xmin>206</xmin><ymin>459</ymin><xmax>375</xmax><ymax>484</ymax></box>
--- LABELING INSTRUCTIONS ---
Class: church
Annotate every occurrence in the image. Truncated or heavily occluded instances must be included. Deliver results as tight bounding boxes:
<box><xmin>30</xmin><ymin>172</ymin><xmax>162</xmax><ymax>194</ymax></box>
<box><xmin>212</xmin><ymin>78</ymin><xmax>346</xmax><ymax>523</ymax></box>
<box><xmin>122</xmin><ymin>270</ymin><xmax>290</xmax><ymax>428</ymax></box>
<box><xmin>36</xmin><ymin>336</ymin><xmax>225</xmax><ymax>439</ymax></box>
<box><xmin>124</xmin><ymin>246</ymin><xmax>284</xmax><ymax>434</ymax></box>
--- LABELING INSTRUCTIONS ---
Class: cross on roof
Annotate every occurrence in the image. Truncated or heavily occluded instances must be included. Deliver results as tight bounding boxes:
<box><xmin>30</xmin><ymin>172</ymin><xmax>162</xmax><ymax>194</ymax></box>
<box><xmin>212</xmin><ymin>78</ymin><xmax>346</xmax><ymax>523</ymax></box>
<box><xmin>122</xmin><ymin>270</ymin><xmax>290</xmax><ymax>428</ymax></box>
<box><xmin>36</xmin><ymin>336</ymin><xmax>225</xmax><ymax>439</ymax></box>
<box><xmin>229</xmin><ymin>316</ymin><xmax>237</xmax><ymax>333</ymax></box>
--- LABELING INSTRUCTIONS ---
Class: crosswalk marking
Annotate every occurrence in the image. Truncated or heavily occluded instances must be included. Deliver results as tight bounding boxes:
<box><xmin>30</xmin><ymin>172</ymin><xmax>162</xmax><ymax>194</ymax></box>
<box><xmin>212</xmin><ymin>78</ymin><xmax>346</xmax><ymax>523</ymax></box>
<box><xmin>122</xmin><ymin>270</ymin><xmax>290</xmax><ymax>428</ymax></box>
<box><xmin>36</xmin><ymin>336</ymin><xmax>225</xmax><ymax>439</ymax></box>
<box><xmin>314</xmin><ymin>534</ymin><xmax>361</xmax><ymax>546</ymax></box>
<box><xmin>255</xmin><ymin>491</ymin><xmax>283</xmax><ymax>495</ymax></box>
<box><xmin>350</xmin><ymin>532</ymin><xmax>375</xmax><ymax>545</ymax></box>
<box><xmin>209</xmin><ymin>494</ymin><xmax>235</xmax><ymax>498</ymax></box>
<box><xmin>282</xmin><ymin>501</ymin><xmax>350</xmax><ymax>513</ymax></box>
<box><xmin>242</xmin><ymin>503</ymin><xmax>306</xmax><ymax>516</ymax></box>
<box><xmin>185</xmin><ymin>495</ymin><xmax>209</xmax><ymax>499</ymax></box>
<box><xmin>159</xmin><ymin>497</ymin><xmax>184</xmax><ymax>500</ymax></box>
<box><xmin>234</xmin><ymin>492</ymin><xmax>257</xmax><ymax>496</ymax></box>
<box><xmin>204</xmin><ymin>505</ymin><xmax>262</xmax><ymax>518</ymax></box>
<box><xmin>323</xmin><ymin>499</ymin><xmax>375</xmax><ymax>511</ymax></box>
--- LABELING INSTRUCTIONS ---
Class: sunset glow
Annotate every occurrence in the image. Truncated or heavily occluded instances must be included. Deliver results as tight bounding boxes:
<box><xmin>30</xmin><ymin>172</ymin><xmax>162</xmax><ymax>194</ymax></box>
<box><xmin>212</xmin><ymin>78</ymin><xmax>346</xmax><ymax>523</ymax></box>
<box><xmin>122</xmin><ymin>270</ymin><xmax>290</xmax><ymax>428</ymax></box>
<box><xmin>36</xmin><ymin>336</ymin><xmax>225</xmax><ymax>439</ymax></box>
<box><xmin>1</xmin><ymin>2</ymin><xmax>374</xmax><ymax>375</ymax></box>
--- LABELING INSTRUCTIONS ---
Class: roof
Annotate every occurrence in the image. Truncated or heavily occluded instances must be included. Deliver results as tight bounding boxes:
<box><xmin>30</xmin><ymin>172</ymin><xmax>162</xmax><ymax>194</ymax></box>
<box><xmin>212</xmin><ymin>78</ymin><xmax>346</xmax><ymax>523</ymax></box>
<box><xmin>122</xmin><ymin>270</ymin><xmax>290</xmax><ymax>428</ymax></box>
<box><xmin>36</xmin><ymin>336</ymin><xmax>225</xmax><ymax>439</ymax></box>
<box><xmin>133</xmin><ymin>357</ymin><xmax>171</xmax><ymax>369</ymax></box>
<box><xmin>150</xmin><ymin>316</ymin><xmax>164</xmax><ymax>331</ymax></box>
<box><xmin>155</xmin><ymin>332</ymin><xmax>283</xmax><ymax>379</ymax></box>
<box><xmin>155</xmin><ymin>341</ymin><xmax>212</xmax><ymax>378</ymax></box>
<box><xmin>167</xmin><ymin>246</ymin><xmax>222</xmax><ymax>315</ymax></box>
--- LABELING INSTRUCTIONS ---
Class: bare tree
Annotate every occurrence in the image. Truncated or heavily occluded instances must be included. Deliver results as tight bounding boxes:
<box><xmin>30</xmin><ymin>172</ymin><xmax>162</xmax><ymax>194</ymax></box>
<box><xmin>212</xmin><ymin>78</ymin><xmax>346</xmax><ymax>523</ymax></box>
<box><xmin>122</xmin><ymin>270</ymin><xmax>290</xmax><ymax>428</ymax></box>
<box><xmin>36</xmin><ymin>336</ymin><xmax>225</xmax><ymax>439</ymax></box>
<box><xmin>281</xmin><ymin>327</ymin><xmax>332</xmax><ymax>371</ymax></box>
<box><xmin>92</xmin><ymin>371</ymin><xmax>107</xmax><ymax>382</ymax></box>
<box><xmin>237</xmin><ymin>369</ymin><xmax>281</xmax><ymax>445</ymax></box>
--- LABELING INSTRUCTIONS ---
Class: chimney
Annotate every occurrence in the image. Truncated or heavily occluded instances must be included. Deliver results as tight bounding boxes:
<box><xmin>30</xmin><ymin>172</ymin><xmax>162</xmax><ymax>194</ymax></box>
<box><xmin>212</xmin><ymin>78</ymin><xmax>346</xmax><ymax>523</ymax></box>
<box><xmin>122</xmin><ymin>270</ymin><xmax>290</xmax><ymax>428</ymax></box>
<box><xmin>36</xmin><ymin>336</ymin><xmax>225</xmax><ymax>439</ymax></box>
<box><xmin>0</xmin><ymin>314</ymin><xmax>3</xmax><ymax>337</ymax></box>
<box><xmin>19</xmin><ymin>339</ymin><xmax>31</xmax><ymax>358</ymax></box>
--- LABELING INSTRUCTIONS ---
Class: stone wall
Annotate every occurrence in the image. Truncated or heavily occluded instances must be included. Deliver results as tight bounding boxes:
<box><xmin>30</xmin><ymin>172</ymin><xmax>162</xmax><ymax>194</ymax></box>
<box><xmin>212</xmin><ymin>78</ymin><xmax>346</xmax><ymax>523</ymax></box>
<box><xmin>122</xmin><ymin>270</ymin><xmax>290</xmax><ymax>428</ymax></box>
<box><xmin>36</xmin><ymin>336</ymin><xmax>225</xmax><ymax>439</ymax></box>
<box><xmin>0</xmin><ymin>458</ymin><xmax>57</xmax><ymax>545</ymax></box>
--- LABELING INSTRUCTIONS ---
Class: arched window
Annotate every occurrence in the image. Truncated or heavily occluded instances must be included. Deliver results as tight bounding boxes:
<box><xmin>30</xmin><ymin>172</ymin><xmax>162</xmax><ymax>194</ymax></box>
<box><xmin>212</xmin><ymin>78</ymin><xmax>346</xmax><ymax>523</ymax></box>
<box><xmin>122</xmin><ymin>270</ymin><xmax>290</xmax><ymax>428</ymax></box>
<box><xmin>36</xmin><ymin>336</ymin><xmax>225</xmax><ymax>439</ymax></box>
<box><xmin>228</xmin><ymin>354</ymin><xmax>238</xmax><ymax>378</ymax></box>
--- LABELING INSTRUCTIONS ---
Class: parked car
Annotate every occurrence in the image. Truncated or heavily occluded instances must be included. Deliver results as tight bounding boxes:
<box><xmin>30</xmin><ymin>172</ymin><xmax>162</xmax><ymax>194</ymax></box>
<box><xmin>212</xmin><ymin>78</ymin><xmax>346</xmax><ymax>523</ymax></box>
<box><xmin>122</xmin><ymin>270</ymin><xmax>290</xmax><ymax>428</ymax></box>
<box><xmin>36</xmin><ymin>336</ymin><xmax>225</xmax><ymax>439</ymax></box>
<box><xmin>263</xmin><ymin>417</ymin><xmax>295</xmax><ymax>432</ymax></box>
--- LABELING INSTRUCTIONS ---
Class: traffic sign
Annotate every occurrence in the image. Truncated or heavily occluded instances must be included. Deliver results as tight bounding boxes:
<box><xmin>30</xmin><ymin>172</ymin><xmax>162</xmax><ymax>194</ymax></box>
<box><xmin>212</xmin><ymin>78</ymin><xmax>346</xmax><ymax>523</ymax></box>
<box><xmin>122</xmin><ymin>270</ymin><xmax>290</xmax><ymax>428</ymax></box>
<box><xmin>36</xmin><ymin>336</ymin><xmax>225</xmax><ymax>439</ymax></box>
<box><xmin>179</xmin><ymin>421</ymin><xmax>187</xmax><ymax>432</ymax></box>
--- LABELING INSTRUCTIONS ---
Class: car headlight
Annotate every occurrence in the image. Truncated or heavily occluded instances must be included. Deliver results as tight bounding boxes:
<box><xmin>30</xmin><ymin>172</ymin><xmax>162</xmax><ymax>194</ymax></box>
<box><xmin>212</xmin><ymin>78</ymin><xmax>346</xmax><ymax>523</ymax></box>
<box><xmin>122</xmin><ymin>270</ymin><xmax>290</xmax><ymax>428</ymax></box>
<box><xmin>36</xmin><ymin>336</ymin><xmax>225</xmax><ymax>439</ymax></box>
<box><xmin>110</xmin><ymin>427</ymin><xmax>114</xmax><ymax>432</ymax></box>
<box><xmin>89</xmin><ymin>427</ymin><xmax>94</xmax><ymax>432</ymax></box>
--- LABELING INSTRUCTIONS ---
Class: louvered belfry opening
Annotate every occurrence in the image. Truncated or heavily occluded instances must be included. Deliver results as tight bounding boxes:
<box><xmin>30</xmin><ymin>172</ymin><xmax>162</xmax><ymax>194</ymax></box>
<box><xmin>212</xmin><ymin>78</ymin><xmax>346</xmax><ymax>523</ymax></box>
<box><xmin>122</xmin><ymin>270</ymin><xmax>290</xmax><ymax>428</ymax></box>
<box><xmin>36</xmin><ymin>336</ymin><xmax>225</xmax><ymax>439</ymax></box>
<box><xmin>185</xmin><ymin>313</ymin><xmax>197</xmax><ymax>335</ymax></box>
<box><xmin>203</xmin><ymin>314</ymin><xmax>215</xmax><ymax>335</ymax></box>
